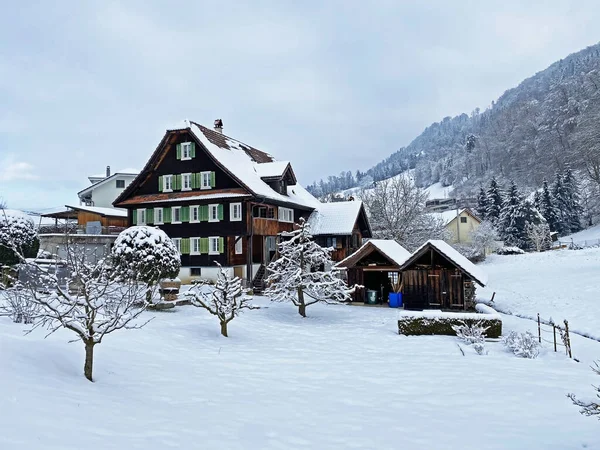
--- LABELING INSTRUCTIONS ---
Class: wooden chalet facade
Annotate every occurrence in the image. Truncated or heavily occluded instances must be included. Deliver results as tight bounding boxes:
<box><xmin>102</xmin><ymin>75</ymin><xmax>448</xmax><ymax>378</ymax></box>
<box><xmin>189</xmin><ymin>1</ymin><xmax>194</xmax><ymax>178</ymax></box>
<box><xmin>113</xmin><ymin>120</ymin><xmax>371</xmax><ymax>285</ymax></box>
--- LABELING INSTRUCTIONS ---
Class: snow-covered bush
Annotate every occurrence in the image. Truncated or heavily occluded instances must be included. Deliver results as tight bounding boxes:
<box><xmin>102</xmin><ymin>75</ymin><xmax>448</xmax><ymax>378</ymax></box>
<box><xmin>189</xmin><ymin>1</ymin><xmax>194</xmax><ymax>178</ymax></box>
<box><xmin>110</xmin><ymin>226</ymin><xmax>181</xmax><ymax>300</ymax></box>
<box><xmin>452</xmin><ymin>321</ymin><xmax>489</xmax><ymax>345</ymax></box>
<box><xmin>186</xmin><ymin>263</ymin><xmax>258</xmax><ymax>337</ymax></box>
<box><xmin>502</xmin><ymin>331</ymin><xmax>540</xmax><ymax>358</ymax></box>
<box><xmin>0</xmin><ymin>283</ymin><xmax>39</xmax><ymax>323</ymax></box>
<box><xmin>265</xmin><ymin>218</ymin><xmax>355</xmax><ymax>317</ymax></box>
<box><xmin>496</xmin><ymin>246</ymin><xmax>526</xmax><ymax>255</ymax></box>
<box><xmin>0</xmin><ymin>213</ymin><xmax>39</xmax><ymax>265</ymax></box>
<box><xmin>568</xmin><ymin>361</ymin><xmax>600</xmax><ymax>420</ymax></box>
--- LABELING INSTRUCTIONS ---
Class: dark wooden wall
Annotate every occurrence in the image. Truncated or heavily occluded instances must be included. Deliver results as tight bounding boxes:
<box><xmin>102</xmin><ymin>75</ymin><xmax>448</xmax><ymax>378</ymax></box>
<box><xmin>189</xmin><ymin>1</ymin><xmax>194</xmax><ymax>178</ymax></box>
<box><xmin>402</xmin><ymin>269</ymin><xmax>465</xmax><ymax>310</ymax></box>
<box><xmin>77</xmin><ymin>212</ymin><xmax>127</xmax><ymax>228</ymax></box>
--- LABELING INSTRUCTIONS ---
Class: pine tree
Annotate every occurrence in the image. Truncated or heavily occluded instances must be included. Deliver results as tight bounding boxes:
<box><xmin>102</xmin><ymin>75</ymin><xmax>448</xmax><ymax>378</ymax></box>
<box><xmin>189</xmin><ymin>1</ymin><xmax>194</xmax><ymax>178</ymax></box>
<box><xmin>562</xmin><ymin>168</ymin><xmax>583</xmax><ymax>233</ymax></box>
<box><xmin>499</xmin><ymin>182</ymin><xmax>536</xmax><ymax>250</ymax></box>
<box><xmin>485</xmin><ymin>177</ymin><xmax>503</xmax><ymax>226</ymax></box>
<box><xmin>539</xmin><ymin>179</ymin><xmax>560</xmax><ymax>233</ymax></box>
<box><xmin>552</xmin><ymin>172</ymin><xmax>570</xmax><ymax>235</ymax></box>
<box><xmin>265</xmin><ymin>218</ymin><xmax>355</xmax><ymax>317</ymax></box>
<box><xmin>476</xmin><ymin>187</ymin><xmax>488</xmax><ymax>220</ymax></box>
<box><xmin>532</xmin><ymin>190</ymin><xmax>541</xmax><ymax>211</ymax></box>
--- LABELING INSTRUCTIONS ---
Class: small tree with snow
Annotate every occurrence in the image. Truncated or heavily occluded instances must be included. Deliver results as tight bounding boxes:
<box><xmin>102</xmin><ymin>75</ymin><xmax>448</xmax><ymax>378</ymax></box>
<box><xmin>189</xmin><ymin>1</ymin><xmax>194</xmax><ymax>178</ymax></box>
<box><xmin>186</xmin><ymin>263</ymin><xmax>258</xmax><ymax>337</ymax></box>
<box><xmin>568</xmin><ymin>361</ymin><xmax>600</xmax><ymax>420</ymax></box>
<box><xmin>265</xmin><ymin>218</ymin><xmax>355</xmax><ymax>317</ymax></box>
<box><xmin>452</xmin><ymin>321</ymin><xmax>488</xmax><ymax>355</ymax></box>
<box><xmin>0</xmin><ymin>211</ymin><xmax>39</xmax><ymax>266</ymax></box>
<box><xmin>110</xmin><ymin>226</ymin><xmax>181</xmax><ymax>301</ymax></box>
<box><xmin>502</xmin><ymin>331</ymin><xmax>540</xmax><ymax>358</ymax></box>
<box><xmin>526</xmin><ymin>221</ymin><xmax>551</xmax><ymax>252</ymax></box>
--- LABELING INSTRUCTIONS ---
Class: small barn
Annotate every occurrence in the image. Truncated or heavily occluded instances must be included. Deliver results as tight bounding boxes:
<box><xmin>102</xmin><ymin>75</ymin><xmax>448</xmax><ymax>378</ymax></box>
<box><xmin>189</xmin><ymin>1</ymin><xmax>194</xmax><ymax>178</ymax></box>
<box><xmin>397</xmin><ymin>240</ymin><xmax>488</xmax><ymax>311</ymax></box>
<box><xmin>335</xmin><ymin>239</ymin><xmax>411</xmax><ymax>304</ymax></box>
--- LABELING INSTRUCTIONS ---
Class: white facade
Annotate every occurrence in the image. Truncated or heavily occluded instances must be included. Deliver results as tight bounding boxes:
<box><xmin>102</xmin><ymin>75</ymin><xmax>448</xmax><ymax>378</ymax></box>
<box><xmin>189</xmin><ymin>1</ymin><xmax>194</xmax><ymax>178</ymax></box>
<box><xmin>79</xmin><ymin>173</ymin><xmax>137</xmax><ymax>208</ymax></box>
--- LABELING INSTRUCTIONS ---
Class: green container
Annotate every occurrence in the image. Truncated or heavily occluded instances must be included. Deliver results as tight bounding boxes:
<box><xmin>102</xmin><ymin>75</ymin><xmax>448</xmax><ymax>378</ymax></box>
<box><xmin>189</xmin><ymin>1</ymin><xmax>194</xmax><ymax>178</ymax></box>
<box><xmin>366</xmin><ymin>290</ymin><xmax>378</xmax><ymax>304</ymax></box>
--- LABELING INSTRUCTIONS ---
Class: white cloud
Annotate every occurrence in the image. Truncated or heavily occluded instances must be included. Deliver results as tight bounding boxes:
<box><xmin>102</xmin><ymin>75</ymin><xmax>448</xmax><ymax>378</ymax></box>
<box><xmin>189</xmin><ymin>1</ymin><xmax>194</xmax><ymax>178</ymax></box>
<box><xmin>0</xmin><ymin>157</ymin><xmax>39</xmax><ymax>182</ymax></box>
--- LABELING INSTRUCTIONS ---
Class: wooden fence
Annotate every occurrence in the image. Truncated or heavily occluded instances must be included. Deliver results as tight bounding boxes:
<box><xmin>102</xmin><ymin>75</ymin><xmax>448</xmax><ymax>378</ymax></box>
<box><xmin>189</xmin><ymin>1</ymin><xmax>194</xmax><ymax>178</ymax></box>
<box><xmin>537</xmin><ymin>313</ymin><xmax>572</xmax><ymax>358</ymax></box>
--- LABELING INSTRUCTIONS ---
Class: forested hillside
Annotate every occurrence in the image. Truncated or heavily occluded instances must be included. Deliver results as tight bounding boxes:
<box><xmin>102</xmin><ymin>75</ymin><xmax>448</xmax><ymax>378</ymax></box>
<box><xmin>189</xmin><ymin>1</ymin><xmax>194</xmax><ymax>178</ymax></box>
<box><xmin>307</xmin><ymin>43</ymin><xmax>600</xmax><ymax>207</ymax></box>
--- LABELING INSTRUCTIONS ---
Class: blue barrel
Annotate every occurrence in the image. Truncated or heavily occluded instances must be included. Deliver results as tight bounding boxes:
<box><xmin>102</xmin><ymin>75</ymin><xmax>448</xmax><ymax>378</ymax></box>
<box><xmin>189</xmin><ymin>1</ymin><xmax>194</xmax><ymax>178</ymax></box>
<box><xmin>389</xmin><ymin>293</ymin><xmax>400</xmax><ymax>308</ymax></box>
<box><xmin>397</xmin><ymin>292</ymin><xmax>403</xmax><ymax>307</ymax></box>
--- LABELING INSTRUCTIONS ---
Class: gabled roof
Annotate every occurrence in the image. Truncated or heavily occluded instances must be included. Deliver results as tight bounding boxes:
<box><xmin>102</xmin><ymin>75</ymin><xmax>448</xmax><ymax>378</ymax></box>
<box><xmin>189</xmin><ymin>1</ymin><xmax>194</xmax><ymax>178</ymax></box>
<box><xmin>254</xmin><ymin>161</ymin><xmax>297</xmax><ymax>184</ymax></box>
<box><xmin>308</xmin><ymin>201</ymin><xmax>371</xmax><ymax>236</ymax></box>
<box><xmin>78</xmin><ymin>172</ymin><xmax>138</xmax><ymax>197</ymax></box>
<box><xmin>398</xmin><ymin>239</ymin><xmax>488</xmax><ymax>286</ymax></box>
<box><xmin>336</xmin><ymin>239</ymin><xmax>411</xmax><ymax>269</ymax></box>
<box><xmin>114</xmin><ymin>122</ymin><xmax>320</xmax><ymax>210</ymax></box>
<box><xmin>431</xmin><ymin>208</ymin><xmax>481</xmax><ymax>226</ymax></box>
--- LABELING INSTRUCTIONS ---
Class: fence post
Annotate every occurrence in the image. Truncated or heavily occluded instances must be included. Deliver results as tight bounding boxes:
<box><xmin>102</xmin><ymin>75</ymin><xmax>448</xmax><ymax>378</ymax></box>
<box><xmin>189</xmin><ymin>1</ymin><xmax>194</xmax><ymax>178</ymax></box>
<box><xmin>553</xmin><ymin>325</ymin><xmax>557</xmax><ymax>352</ymax></box>
<box><xmin>537</xmin><ymin>313</ymin><xmax>541</xmax><ymax>344</ymax></box>
<box><xmin>564</xmin><ymin>320</ymin><xmax>572</xmax><ymax>359</ymax></box>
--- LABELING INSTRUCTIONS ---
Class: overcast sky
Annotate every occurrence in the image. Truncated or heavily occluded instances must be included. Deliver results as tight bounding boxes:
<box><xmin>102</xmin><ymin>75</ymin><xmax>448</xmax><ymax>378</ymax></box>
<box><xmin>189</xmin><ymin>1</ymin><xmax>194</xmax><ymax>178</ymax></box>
<box><xmin>1</xmin><ymin>1</ymin><xmax>599</xmax><ymax>210</ymax></box>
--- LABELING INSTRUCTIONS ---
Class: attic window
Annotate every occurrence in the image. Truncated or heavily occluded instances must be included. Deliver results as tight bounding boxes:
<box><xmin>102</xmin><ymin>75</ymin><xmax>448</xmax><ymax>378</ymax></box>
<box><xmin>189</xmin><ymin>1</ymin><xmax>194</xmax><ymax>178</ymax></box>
<box><xmin>460</xmin><ymin>217</ymin><xmax>467</xmax><ymax>223</ymax></box>
<box><xmin>181</xmin><ymin>142</ymin><xmax>192</xmax><ymax>160</ymax></box>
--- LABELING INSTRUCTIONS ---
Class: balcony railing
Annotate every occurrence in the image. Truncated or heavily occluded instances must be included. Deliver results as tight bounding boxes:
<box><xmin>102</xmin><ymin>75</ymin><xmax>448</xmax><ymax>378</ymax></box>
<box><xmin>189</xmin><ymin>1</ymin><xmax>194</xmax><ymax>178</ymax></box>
<box><xmin>39</xmin><ymin>225</ymin><xmax>127</xmax><ymax>236</ymax></box>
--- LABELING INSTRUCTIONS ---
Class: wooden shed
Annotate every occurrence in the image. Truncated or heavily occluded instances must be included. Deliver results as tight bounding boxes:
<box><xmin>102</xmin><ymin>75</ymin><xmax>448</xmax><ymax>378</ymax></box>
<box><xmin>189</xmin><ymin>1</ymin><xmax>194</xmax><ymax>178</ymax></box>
<box><xmin>397</xmin><ymin>240</ymin><xmax>488</xmax><ymax>311</ymax></box>
<box><xmin>335</xmin><ymin>239</ymin><xmax>411</xmax><ymax>304</ymax></box>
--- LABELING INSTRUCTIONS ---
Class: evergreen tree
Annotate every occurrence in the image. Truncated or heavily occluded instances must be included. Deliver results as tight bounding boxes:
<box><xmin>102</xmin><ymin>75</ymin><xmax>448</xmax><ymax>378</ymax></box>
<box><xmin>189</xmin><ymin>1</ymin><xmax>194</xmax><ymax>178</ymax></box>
<box><xmin>533</xmin><ymin>190</ymin><xmax>541</xmax><ymax>211</ymax></box>
<box><xmin>485</xmin><ymin>177</ymin><xmax>503</xmax><ymax>226</ymax></box>
<box><xmin>539</xmin><ymin>179</ymin><xmax>560</xmax><ymax>233</ymax></box>
<box><xmin>476</xmin><ymin>187</ymin><xmax>488</xmax><ymax>220</ymax></box>
<box><xmin>562</xmin><ymin>168</ymin><xmax>583</xmax><ymax>233</ymax></box>
<box><xmin>552</xmin><ymin>172</ymin><xmax>570</xmax><ymax>235</ymax></box>
<box><xmin>499</xmin><ymin>182</ymin><xmax>538</xmax><ymax>250</ymax></box>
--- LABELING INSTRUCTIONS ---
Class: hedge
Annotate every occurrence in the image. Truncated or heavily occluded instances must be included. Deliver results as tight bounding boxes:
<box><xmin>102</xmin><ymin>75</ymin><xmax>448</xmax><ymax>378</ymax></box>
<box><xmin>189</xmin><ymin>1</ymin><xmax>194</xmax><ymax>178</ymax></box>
<box><xmin>398</xmin><ymin>311</ymin><xmax>502</xmax><ymax>338</ymax></box>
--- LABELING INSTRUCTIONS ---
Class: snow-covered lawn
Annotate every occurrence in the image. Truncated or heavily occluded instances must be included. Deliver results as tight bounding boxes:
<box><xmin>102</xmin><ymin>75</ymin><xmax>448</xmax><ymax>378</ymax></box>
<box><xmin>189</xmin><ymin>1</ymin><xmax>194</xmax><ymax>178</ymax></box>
<box><xmin>561</xmin><ymin>223</ymin><xmax>600</xmax><ymax>246</ymax></box>
<box><xmin>479</xmin><ymin>247</ymin><xmax>600</xmax><ymax>341</ymax></box>
<box><xmin>1</xmin><ymin>297</ymin><xmax>599</xmax><ymax>449</ymax></box>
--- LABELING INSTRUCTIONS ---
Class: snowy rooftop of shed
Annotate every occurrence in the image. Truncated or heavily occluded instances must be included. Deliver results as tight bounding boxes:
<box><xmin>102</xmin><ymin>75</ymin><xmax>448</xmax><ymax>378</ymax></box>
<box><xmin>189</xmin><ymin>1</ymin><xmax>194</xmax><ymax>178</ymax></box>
<box><xmin>65</xmin><ymin>205</ymin><xmax>128</xmax><ymax>218</ymax></box>
<box><xmin>335</xmin><ymin>239</ymin><xmax>411</xmax><ymax>268</ymax></box>
<box><xmin>307</xmin><ymin>201</ymin><xmax>365</xmax><ymax>235</ymax></box>
<box><xmin>430</xmin><ymin>209</ymin><xmax>466</xmax><ymax>226</ymax></box>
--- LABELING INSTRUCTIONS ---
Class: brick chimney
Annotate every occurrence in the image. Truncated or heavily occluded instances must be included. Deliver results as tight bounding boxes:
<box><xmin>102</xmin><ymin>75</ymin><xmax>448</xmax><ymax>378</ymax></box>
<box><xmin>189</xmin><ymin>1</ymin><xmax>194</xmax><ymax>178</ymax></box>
<box><xmin>106</xmin><ymin>166</ymin><xmax>111</xmax><ymax>177</ymax></box>
<box><xmin>214</xmin><ymin>119</ymin><xmax>223</xmax><ymax>134</ymax></box>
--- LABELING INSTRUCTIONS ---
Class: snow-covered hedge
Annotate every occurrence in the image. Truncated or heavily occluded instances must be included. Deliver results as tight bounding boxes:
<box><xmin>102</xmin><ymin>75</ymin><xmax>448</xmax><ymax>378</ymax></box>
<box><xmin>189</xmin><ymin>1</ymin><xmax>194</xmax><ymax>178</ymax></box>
<box><xmin>398</xmin><ymin>309</ymin><xmax>502</xmax><ymax>338</ymax></box>
<box><xmin>0</xmin><ymin>213</ymin><xmax>39</xmax><ymax>265</ymax></box>
<box><xmin>496</xmin><ymin>246</ymin><xmax>526</xmax><ymax>255</ymax></box>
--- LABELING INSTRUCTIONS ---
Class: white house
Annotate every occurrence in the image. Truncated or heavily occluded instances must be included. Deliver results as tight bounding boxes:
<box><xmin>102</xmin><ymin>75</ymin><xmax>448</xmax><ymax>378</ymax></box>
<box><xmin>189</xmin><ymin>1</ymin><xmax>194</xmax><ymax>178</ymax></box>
<box><xmin>78</xmin><ymin>166</ymin><xmax>138</xmax><ymax>208</ymax></box>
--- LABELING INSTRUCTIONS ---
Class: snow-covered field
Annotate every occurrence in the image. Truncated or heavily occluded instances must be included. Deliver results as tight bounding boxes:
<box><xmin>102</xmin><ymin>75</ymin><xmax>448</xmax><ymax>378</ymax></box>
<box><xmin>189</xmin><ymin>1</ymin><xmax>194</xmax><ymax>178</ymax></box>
<box><xmin>479</xmin><ymin>247</ymin><xmax>600</xmax><ymax>341</ymax></box>
<box><xmin>561</xmin><ymin>223</ymin><xmax>600</xmax><ymax>246</ymax></box>
<box><xmin>1</xmin><ymin>294</ymin><xmax>599</xmax><ymax>449</ymax></box>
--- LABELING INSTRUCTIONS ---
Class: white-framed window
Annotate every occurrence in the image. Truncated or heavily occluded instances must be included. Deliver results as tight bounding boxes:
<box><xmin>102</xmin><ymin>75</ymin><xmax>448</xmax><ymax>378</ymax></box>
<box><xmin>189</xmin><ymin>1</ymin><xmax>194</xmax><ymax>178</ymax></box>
<box><xmin>230</xmin><ymin>202</ymin><xmax>242</xmax><ymax>221</ymax></box>
<box><xmin>209</xmin><ymin>204</ymin><xmax>219</xmax><ymax>222</ymax></box>
<box><xmin>154</xmin><ymin>208</ymin><xmax>164</xmax><ymax>224</ymax></box>
<box><xmin>278</xmin><ymin>207</ymin><xmax>294</xmax><ymax>223</ymax></box>
<box><xmin>172</xmin><ymin>206</ymin><xmax>182</xmax><ymax>224</ymax></box>
<box><xmin>235</xmin><ymin>236</ymin><xmax>243</xmax><ymax>255</ymax></box>
<box><xmin>190</xmin><ymin>205</ymin><xmax>200</xmax><ymax>223</ymax></box>
<box><xmin>181</xmin><ymin>142</ymin><xmax>192</xmax><ymax>160</ymax></box>
<box><xmin>182</xmin><ymin>173</ymin><xmax>192</xmax><ymax>191</ymax></box>
<box><xmin>137</xmin><ymin>209</ymin><xmax>146</xmax><ymax>225</ymax></box>
<box><xmin>209</xmin><ymin>236</ymin><xmax>220</xmax><ymax>255</ymax></box>
<box><xmin>172</xmin><ymin>238</ymin><xmax>182</xmax><ymax>254</ymax></box>
<box><xmin>190</xmin><ymin>237</ymin><xmax>200</xmax><ymax>255</ymax></box>
<box><xmin>201</xmin><ymin>171</ymin><xmax>212</xmax><ymax>190</ymax></box>
<box><xmin>164</xmin><ymin>175</ymin><xmax>173</xmax><ymax>192</ymax></box>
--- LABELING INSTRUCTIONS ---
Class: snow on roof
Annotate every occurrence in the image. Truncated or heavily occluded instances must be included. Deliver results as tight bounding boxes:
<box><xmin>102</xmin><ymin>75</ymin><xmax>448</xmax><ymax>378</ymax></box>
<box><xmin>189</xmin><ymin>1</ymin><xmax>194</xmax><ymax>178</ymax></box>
<box><xmin>89</xmin><ymin>169</ymin><xmax>139</xmax><ymax>179</ymax></box>
<box><xmin>65</xmin><ymin>205</ymin><xmax>128</xmax><ymax>217</ymax></box>
<box><xmin>307</xmin><ymin>201</ymin><xmax>364</xmax><ymax>235</ymax></box>
<box><xmin>254</xmin><ymin>161</ymin><xmax>290</xmax><ymax>178</ymax></box>
<box><xmin>406</xmin><ymin>240</ymin><xmax>488</xmax><ymax>286</ymax></box>
<box><xmin>190</xmin><ymin>123</ymin><xmax>319</xmax><ymax>209</ymax></box>
<box><xmin>336</xmin><ymin>239</ymin><xmax>411</xmax><ymax>268</ymax></box>
<box><xmin>431</xmin><ymin>209</ymin><xmax>466</xmax><ymax>226</ymax></box>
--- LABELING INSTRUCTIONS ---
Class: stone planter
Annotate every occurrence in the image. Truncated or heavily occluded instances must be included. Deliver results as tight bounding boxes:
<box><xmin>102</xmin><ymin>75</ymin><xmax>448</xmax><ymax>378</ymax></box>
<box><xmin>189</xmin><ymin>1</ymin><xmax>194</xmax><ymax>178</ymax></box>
<box><xmin>159</xmin><ymin>278</ymin><xmax>181</xmax><ymax>301</ymax></box>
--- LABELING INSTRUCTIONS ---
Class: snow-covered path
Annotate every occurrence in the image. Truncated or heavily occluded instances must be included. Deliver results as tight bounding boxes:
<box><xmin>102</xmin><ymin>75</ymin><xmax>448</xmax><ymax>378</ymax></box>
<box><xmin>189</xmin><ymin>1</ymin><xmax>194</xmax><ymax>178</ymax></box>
<box><xmin>1</xmin><ymin>298</ymin><xmax>598</xmax><ymax>450</ymax></box>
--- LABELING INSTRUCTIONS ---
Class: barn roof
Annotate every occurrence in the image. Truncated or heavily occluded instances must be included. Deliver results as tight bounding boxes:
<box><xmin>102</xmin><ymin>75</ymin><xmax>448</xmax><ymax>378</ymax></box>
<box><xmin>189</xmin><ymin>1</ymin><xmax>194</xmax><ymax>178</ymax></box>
<box><xmin>308</xmin><ymin>201</ymin><xmax>370</xmax><ymax>236</ymax></box>
<box><xmin>398</xmin><ymin>239</ymin><xmax>488</xmax><ymax>286</ymax></box>
<box><xmin>336</xmin><ymin>239</ymin><xmax>411</xmax><ymax>269</ymax></box>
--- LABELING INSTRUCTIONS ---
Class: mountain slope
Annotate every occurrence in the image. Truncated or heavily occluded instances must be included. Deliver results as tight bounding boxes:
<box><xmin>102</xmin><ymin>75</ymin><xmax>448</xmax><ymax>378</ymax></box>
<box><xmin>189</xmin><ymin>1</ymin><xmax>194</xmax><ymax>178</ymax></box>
<box><xmin>308</xmin><ymin>42</ymin><xmax>600</xmax><ymax>199</ymax></box>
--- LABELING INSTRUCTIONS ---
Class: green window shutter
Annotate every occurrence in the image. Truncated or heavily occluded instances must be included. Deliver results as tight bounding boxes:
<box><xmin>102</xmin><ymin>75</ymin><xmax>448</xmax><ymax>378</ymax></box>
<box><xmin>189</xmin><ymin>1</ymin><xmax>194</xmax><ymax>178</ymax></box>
<box><xmin>146</xmin><ymin>208</ymin><xmax>154</xmax><ymax>225</ymax></box>
<box><xmin>194</xmin><ymin>173</ymin><xmax>200</xmax><ymax>189</ymax></box>
<box><xmin>218</xmin><ymin>237</ymin><xmax>224</xmax><ymax>253</ymax></box>
<box><xmin>191</xmin><ymin>173</ymin><xmax>197</xmax><ymax>189</ymax></box>
<box><xmin>182</xmin><ymin>206</ymin><xmax>190</xmax><ymax>222</ymax></box>
<box><xmin>176</xmin><ymin>174</ymin><xmax>182</xmax><ymax>190</ymax></box>
<box><xmin>176</xmin><ymin>144</ymin><xmax>182</xmax><ymax>160</ymax></box>
<box><xmin>210</xmin><ymin>171</ymin><xmax>216</xmax><ymax>188</ymax></box>
<box><xmin>132</xmin><ymin>210</ymin><xmax>137</xmax><ymax>225</ymax></box>
<box><xmin>158</xmin><ymin>176</ymin><xmax>163</xmax><ymax>192</ymax></box>
<box><xmin>218</xmin><ymin>204</ymin><xmax>224</xmax><ymax>220</ymax></box>
<box><xmin>200</xmin><ymin>238</ymin><xmax>209</xmax><ymax>254</ymax></box>
<box><xmin>181</xmin><ymin>238</ymin><xmax>190</xmax><ymax>255</ymax></box>
<box><xmin>164</xmin><ymin>207</ymin><xmax>172</xmax><ymax>224</ymax></box>
<box><xmin>200</xmin><ymin>205</ymin><xmax>209</xmax><ymax>222</ymax></box>
<box><xmin>190</xmin><ymin>142</ymin><xmax>196</xmax><ymax>158</ymax></box>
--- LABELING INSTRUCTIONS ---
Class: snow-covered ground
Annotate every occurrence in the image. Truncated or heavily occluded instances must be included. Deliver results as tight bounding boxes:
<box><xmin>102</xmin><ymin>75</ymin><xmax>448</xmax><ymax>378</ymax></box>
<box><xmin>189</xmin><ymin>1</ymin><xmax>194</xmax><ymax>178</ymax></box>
<box><xmin>1</xmin><ymin>295</ymin><xmax>599</xmax><ymax>449</ymax></box>
<box><xmin>424</xmin><ymin>181</ymin><xmax>453</xmax><ymax>199</ymax></box>
<box><xmin>560</xmin><ymin>223</ymin><xmax>600</xmax><ymax>246</ymax></box>
<box><xmin>479</xmin><ymin>247</ymin><xmax>600</xmax><ymax>342</ymax></box>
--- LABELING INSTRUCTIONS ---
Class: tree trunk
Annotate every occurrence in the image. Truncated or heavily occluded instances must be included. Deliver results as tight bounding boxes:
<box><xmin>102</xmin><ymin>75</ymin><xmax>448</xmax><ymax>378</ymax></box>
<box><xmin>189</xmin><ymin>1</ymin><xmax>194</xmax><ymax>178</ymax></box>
<box><xmin>84</xmin><ymin>341</ymin><xmax>94</xmax><ymax>382</ymax></box>
<box><xmin>146</xmin><ymin>283</ymin><xmax>152</xmax><ymax>303</ymax></box>
<box><xmin>220</xmin><ymin>321</ymin><xmax>228</xmax><ymax>337</ymax></box>
<box><xmin>297</xmin><ymin>287</ymin><xmax>306</xmax><ymax>317</ymax></box>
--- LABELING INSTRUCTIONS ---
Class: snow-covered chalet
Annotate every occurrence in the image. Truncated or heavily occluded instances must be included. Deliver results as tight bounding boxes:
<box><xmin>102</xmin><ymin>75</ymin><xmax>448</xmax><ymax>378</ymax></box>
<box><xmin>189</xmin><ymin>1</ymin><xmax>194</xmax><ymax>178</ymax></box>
<box><xmin>113</xmin><ymin>120</ymin><xmax>372</xmax><ymax>286</ymax></box>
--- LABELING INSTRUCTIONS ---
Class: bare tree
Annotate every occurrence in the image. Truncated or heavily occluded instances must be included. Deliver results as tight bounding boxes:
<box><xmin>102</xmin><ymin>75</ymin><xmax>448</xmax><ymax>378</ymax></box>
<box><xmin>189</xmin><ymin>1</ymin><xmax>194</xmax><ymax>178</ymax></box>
<box><xmin>525</xmin><ymin>221</ymin><xmax>551</xmax><ymax>252</ymax></box>
<box><xmin>186</xmin><ymin>263</ymin><xmax>258</xmax><ymax>337</ymax></box>
<box><xmin>361</xmin><ymin>175</ymin><xmax>448</xmax><ymax>251</ymax></box>
<box><xmin>568</xmin><ymin>361</ymin><xmax>600</xmax><ymax>420</ymax></box>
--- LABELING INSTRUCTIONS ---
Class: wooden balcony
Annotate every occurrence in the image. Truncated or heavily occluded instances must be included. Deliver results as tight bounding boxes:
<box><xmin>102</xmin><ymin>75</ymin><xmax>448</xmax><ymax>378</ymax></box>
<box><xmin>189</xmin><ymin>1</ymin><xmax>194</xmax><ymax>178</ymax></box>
<box><xmin>252</xmin><ymin>218</ymin><xmax>294</xmax><ymax>236</ymax></box>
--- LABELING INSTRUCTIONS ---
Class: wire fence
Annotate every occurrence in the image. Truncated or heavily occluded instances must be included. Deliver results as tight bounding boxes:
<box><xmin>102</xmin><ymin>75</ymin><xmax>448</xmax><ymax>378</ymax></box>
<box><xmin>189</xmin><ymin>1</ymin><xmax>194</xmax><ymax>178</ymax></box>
<box><xmin>537</xmin><ymin>313</ymin><xmax>572</xmax><ymax>358</ymax></box>
<box><xmin>556</xmin><ymin>238</ymin><xmax>600</xmax><ymax>250</ymax></box>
